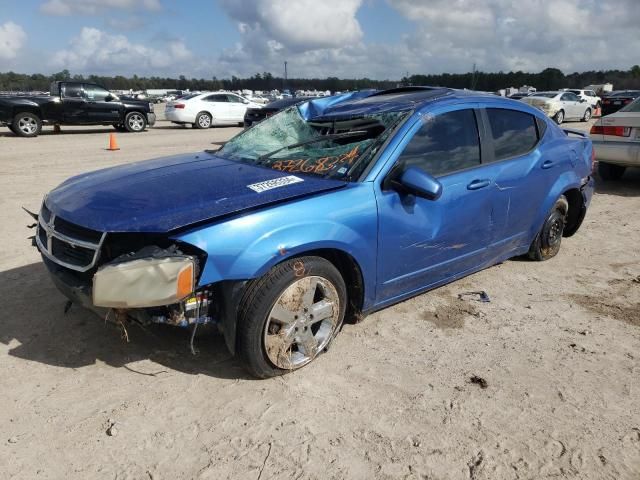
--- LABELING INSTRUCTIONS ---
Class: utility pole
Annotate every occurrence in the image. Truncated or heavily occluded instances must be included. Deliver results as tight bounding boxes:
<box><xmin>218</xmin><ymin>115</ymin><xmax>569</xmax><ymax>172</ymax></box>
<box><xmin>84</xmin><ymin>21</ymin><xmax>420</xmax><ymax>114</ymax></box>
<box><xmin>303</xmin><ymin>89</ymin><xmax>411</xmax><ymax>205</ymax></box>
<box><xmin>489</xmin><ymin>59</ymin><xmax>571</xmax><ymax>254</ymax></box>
<box><xmin>283</xmin><ymin>61</ymin><xmax>288</xmax><ymax>91</ymax></box>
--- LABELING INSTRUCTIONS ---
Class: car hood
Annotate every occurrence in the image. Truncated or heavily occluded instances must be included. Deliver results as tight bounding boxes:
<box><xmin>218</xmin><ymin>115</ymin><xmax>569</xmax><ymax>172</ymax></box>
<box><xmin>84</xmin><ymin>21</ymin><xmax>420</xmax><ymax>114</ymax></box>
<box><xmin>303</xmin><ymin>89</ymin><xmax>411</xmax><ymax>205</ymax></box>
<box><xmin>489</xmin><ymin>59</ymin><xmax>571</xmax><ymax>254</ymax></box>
<box><xmin>45</xmin><ymin>152</ymin><xmax>346</xmax><ymax>233</ymax></box>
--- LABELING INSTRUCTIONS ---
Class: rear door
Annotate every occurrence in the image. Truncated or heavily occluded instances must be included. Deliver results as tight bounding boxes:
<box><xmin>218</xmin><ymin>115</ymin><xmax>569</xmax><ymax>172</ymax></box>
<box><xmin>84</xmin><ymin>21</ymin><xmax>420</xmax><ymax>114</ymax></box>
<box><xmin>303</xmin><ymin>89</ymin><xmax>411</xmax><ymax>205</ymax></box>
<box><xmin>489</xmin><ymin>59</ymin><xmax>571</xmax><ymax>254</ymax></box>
<box><xmin>376</xmin><ymin>106</ymin><xmax>496</xmax><ymax>302</ymax></box>
<box><xmin>202</xmin><ymin>94</ymin><xmax>230</xmax><ymax>123</ymax></box>
<box><xmin>61</xmin><ymin>83</ymin><xmax>87</xmax><ymax>122</ymax></box>
<box><xmin>477</xmin><ymin>107</ymin><xmax>559</xmax><ymax>257</ymax></box>
<box><xmin>82</xmin><ymin>84</ymin><xmax>120</xmax><ymax>123</ymax></box>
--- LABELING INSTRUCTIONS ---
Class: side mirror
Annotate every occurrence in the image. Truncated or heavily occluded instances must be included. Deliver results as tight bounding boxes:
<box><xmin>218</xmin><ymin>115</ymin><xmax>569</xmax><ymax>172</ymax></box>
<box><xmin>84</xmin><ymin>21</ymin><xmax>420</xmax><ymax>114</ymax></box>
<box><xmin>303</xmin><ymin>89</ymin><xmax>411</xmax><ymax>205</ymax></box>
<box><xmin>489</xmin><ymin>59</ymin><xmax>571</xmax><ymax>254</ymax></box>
<box><xmin>105</xmin><ymin>94</ymin><xmax>114</xmax><ymax>102</ymax></box>
<box><xmin>393</xmin><ymin>166</ymin><xmax>443</xmax><ymax>200</ymax></box>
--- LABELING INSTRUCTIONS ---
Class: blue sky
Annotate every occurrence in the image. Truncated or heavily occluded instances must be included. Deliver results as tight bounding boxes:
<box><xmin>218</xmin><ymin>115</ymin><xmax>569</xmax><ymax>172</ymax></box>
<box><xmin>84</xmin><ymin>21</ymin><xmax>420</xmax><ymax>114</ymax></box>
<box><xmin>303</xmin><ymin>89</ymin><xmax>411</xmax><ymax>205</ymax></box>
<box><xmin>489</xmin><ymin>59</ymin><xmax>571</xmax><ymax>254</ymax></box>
<box><xmin>0</xmin><ymin>0</ymin><xmax>638</xmax><ymax>79</ymax></box>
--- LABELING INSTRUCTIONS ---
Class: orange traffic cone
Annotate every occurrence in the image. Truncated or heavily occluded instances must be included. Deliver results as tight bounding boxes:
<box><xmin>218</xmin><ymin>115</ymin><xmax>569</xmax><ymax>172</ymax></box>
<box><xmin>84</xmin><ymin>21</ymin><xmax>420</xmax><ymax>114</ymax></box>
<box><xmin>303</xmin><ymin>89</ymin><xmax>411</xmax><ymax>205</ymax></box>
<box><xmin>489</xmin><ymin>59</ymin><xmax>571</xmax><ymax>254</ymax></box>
<box><xmin>107</xmin><ymin>133</ymin><xmax>120</xmax><ymax>151</ymax></box>
<box><xmin>594</xmin><ymin>106</ymin><xmax>602</xmax><ymax>117</ymax></box>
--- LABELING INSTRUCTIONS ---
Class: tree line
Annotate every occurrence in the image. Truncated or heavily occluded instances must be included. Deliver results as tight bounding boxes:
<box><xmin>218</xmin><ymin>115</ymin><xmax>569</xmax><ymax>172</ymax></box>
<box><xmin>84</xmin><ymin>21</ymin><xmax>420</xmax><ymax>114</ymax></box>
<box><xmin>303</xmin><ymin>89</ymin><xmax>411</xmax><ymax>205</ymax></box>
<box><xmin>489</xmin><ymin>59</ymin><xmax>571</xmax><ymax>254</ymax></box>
<box><xmin>1</xmin><ymin>66</ymin><xmax>639</xmax><ymax>93</ymax></box>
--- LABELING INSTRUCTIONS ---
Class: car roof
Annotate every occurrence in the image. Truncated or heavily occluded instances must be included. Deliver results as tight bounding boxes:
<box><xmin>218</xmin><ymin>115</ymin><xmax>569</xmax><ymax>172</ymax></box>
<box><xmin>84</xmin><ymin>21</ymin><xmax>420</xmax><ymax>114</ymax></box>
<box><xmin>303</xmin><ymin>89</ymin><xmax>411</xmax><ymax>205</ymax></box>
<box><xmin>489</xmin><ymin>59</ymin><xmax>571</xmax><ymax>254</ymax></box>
<box><xmin>299</xmin><ymin>86</ymin><xmax>496</xmax><ymax>121</ymax></box>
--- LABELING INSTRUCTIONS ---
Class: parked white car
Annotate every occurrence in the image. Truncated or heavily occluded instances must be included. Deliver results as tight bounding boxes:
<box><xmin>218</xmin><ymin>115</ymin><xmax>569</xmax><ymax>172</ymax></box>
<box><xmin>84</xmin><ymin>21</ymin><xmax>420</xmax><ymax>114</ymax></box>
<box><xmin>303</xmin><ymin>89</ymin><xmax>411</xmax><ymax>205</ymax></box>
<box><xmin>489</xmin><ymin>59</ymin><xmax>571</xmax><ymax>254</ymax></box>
<box><xmin>590</xmin><ymin>97</ymin><xmax>640</xmax><ymax>180</ymax></box>
<box><xmin>165</xmin><ymin>92</ymin><xmax>262</xmax><ymax>128</ymax></box>
<box><xmin>521</xmin><ymin>91</ymin><xmax>592</xmax><ymax>124</ymax></box>
<box><xmin>564</xmin><ymin>89</ymin><xmax>601</xmax><ymax>109</ymax></box>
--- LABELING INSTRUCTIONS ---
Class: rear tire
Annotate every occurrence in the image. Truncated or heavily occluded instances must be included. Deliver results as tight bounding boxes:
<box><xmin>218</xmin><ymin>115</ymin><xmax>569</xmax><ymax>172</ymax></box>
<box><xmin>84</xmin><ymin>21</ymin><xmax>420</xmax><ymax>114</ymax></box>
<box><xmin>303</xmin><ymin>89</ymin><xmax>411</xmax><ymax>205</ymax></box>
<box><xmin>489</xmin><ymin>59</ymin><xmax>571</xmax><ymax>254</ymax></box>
<box><xmin>124</xmin><ymin>111</ymin><xmax>147</xmax><ymax>132</ymax></box>
<box><xmin>194</xmin><ymin>112</ymin><xmax>212</xmax><ymax>129</ymax></box>
<box><xmin>12</xmin><ymin>112</ymin><xmax>42</xmax><ymax>137</ymax></box>
<box><xmin>581</xmin><ymin>108</ymin><xmax>592</xmax><ymax>122</ymax></box>
<box><xmin>528</xmin><ymin>196</ymin><xmax>569</xmax><ymax>261</ymax></box>
<box><xmin>598</xmin><ymin>162</ymin><xmax>626</xmax><ymax>181</ymax></box>
<box><xmin>554</xmin><ymin>110</ymin><xmax>564</xmax><ymax>125</ymax></box>
<box><xmin>237</xmin><ymin>256</ymin><xmax>347</xmax><ymax>378</ymax></box>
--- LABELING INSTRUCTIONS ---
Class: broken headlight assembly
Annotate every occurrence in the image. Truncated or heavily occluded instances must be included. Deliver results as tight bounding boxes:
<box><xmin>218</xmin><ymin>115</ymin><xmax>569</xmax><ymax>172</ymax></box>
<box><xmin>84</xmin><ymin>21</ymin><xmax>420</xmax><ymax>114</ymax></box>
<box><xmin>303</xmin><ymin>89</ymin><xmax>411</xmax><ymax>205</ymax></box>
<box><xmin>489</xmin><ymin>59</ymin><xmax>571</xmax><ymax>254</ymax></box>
<box><xmin>93</xmin><ymin>253</ymin><xmax>195</xmax><ymax>309</ymax></box>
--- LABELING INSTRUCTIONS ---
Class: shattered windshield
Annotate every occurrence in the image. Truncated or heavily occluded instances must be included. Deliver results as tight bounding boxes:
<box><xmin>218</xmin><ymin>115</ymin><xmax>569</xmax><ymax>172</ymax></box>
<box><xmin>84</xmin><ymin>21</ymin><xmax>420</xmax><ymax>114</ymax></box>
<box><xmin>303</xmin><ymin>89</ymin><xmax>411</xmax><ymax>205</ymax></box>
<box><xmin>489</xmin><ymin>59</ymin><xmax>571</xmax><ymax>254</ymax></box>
<box><xmin>217</xmin><ymin>105</ymin><xmax>407</xmax><ymax>180</ymax></box>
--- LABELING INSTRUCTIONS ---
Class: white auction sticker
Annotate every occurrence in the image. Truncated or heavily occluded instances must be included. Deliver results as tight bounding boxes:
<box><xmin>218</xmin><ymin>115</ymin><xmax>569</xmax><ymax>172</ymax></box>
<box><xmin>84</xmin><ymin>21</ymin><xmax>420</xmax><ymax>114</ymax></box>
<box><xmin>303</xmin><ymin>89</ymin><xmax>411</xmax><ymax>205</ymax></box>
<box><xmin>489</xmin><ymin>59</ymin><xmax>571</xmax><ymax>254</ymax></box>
<box><xmin>247</xmin><ymin>175</ymin><xmax>304</xmax><ymax>193</ymax></box>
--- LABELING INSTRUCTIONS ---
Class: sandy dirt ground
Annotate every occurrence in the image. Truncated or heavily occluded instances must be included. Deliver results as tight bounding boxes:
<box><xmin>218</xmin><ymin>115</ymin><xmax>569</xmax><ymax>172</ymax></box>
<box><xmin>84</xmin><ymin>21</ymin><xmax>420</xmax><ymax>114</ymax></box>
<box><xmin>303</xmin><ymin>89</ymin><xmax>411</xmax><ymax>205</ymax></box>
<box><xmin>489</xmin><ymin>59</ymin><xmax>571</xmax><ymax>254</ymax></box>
<box><xmin>1</xmin><ymin>107</ymin><xmax>639</xmax><ymax>480</ymax></box>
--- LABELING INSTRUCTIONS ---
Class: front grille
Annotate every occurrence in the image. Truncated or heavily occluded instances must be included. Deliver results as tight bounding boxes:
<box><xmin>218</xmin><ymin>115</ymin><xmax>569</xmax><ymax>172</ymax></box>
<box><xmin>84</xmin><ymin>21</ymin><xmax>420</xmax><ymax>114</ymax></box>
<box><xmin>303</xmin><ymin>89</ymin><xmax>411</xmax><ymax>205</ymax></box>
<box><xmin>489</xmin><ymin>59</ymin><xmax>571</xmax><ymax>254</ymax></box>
<box><xmin>36</xmin><ymin>203</ymin><xmax>105</xmax><ymax>272</ymax></box>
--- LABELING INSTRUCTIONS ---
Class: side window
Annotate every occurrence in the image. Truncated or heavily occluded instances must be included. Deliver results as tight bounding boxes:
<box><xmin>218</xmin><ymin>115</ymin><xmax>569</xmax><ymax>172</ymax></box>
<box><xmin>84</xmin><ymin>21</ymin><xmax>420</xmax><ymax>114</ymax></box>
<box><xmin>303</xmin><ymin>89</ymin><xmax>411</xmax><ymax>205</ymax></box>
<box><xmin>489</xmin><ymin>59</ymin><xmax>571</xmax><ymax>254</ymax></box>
<box><xmin>226</xmin><ymin>94</ymin><xmax>244</xmax><ymax>103</ymax></box>
<box><xmin>204</xmin><ymin>94</ymin><xmax>228</xmax><ymax>102</ymax></box>
<box><xmin>396</xmin><ymin>109</ymin><xmax>481</xmax><ymax>177</ymax></box>
<box><xmin>62</xmin><ymin>84</ymin><xmax>83</xmax><ymax>98</ymax></box>
<box><xmin>486</xmin><ymin>108</ymin><xmax>539</xmax><ymax>161</ymax></box>
<box><xmin>83</xmin><ymin>84</ymin><xmax>110</xmax><ymax>101</ymax></box>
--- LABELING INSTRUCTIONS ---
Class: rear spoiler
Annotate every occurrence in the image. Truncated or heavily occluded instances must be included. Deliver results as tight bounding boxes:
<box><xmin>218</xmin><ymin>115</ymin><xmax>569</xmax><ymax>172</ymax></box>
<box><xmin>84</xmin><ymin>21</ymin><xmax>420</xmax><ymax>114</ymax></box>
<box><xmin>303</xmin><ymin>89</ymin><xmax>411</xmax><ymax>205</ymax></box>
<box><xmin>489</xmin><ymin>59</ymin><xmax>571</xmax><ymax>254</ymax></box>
<box><xmin>562</xmin><ymin>127</ymin><xmax>589</xmax><ymax>138</ymax></box>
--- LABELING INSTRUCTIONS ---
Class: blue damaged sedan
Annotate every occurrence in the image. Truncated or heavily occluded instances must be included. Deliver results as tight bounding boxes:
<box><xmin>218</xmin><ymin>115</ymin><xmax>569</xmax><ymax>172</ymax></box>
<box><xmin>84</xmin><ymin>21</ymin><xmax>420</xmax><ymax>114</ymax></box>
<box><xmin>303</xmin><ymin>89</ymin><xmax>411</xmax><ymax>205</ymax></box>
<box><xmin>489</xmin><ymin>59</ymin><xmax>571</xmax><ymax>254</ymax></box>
<box><xmin>35</xmin><ymin>87</ymin><xmax>594</xmax><ymax>377</ymax></box>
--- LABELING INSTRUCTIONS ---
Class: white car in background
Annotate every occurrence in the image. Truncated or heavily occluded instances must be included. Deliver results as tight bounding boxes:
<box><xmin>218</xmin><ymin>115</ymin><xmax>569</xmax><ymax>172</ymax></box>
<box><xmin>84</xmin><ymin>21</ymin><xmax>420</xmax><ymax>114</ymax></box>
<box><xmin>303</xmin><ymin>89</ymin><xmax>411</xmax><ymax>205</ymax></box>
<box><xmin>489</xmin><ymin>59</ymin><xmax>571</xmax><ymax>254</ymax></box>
<box><xmin>521</xmin><ymin>91</ymin><xmax>592</xmax><ymax>125</ymax></box>
<box><xmin>165</xmin><ymin>92</ymin><xmax>262</xmax><ymax>128</ymax></box>
<box><xmin>564</xmin><ymin>89</ymin><xmax>601</xmax><ymax>109</ymax></box>
<box><xmin>590</xmin><ymin>97</ymin><xmax>640</xmax><ymax>180</ymax></box>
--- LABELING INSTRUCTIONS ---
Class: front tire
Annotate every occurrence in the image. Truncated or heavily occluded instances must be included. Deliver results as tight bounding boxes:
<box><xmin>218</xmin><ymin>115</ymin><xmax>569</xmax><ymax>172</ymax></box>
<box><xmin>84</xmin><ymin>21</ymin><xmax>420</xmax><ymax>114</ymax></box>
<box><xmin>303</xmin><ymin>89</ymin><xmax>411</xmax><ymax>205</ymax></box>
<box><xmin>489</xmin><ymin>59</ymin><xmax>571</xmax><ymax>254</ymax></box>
<box><xmin>237</xmin><ymin>256</ymin><xmax>347</xmax><ymax>378</ymax></box>
<box><xmin>581</xmin><ymin>108</ymin><xmax>592</xmax><ymax>122</ymax></box>
<box><xmin>528</xmin><ymin>196</ymin><xmax>569</xmax><ymax>261</ymax></box>
<box><xmin>124</xmin><ymin>111</ymin><xmax>147</xmax><ymax>132</ymax></box>
<box><xmin>598</xmin><ymin>162</ymin><xmax>626</xmax><ymax>181</ymax></box>
<box><xmin>194</xmin><ymin>112</ymin><xmax>212</xmax><ymax>129</ymax></box>
<box><xmin>12</xmin><ymin>112</ymin><xmax>42</xmax><ymax>137</ymax></box>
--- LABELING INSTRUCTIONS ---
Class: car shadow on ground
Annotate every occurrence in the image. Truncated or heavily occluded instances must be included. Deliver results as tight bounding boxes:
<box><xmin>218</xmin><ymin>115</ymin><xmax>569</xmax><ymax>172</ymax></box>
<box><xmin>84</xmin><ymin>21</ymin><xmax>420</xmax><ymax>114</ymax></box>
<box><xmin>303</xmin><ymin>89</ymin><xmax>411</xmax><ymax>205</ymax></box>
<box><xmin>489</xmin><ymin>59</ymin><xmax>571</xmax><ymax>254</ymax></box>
<box><xmin>0</xmin><ymin>262</ymin><xmax>252</xmax><ymax>380</ymax></box>
<box><xmin>594</xmin><ymin>167</ymin><xmax>640</xmax><ymax>197</ymax></box>
<box><xmin>0</xmin><ymin>128</ymin><xmax>124</xmax><ymax>138</ymax></box>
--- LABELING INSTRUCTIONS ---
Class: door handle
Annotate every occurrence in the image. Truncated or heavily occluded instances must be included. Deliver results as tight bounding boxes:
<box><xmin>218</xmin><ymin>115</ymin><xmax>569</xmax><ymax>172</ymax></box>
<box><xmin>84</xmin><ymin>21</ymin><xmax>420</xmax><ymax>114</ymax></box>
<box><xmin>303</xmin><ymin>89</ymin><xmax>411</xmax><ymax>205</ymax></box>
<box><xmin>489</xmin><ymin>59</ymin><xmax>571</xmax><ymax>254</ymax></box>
<box><xmin>467</xmin><ymin>179</ymin><xmax>491</xmax><ymax>190</ymax></box>
<box><xmin>541</xmin><ymin>160</ymin><xmax>556</xmax><ymax>169</ymax></box>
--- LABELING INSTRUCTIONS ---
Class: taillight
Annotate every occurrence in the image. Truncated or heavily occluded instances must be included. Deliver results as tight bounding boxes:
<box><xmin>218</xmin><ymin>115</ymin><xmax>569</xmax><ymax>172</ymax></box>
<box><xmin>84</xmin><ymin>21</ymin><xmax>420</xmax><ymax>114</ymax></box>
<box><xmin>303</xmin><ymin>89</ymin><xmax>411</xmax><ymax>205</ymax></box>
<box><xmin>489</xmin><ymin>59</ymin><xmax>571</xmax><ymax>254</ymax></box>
<box><xmin>624</xmin><ymin>99</ymin><xmax>632</xmax><ymax>104</ymax></box>
<box><xmin>590</xmin><ymin>125</ymin><xmax>631</xmax><ymax>137</ymax></box>
<box><xmin>174</xmin><ymin>103</ymin><xmax>185</xmax><ymax>109</ymax></box>
<box><xmin>603</xmin><ymin>99</ymin><xmax>610</xmax><ymax>104</ymax></box>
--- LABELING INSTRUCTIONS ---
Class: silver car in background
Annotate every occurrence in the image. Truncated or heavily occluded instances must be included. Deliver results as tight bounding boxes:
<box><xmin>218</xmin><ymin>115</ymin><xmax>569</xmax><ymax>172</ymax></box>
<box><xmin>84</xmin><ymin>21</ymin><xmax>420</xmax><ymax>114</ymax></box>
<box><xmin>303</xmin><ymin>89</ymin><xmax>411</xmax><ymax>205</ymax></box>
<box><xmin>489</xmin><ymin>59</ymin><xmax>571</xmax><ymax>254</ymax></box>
<box><xmin>521</xmin><ymin>91</ymin><xmax>592</xmax><ymax>124</ymax></box>
<box><xmin>590</xmin><ymin>97</ymin><xmax>640</xmax><ymax>180</ymax></box>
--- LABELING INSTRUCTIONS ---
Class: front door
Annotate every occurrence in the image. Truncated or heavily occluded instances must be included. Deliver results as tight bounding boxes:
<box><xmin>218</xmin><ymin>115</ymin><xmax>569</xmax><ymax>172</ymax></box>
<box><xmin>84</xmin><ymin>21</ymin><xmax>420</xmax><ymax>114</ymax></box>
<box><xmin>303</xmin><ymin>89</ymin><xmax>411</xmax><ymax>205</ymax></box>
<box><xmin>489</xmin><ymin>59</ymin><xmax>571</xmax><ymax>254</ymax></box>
<box><xmin>82</xmin><ymin>84</ymin><xmax>120</xmax><ymax>123</ymax></box>
<box><xmin>376</xmin><ymin>107</ymin><xmax>495</xmax><ymax>303</ymax></box>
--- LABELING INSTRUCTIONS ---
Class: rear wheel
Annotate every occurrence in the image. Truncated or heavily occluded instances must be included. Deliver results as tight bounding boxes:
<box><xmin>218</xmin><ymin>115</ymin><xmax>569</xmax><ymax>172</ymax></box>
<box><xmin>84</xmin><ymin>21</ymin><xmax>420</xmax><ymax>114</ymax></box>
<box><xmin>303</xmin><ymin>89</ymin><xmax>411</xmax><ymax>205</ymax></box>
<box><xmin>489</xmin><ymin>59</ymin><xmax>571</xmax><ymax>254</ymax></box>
<box><xmin>124</xmin><ymin>111</ymin><xmax>147</xmax><ymax>132</ymax></box>
<box><xmin>237</xmin><ymin>256</ymin><xmax>347</xmax><ymax>378</ymax></box>
<box><xmin>581</xmin><ymin>108</ymin><xmax>592</xmax><ymax>122</ymax></box>
<box><xmin>194</xmin><ymin>112</ymin><xmax>212</xmax><ymax>129</ymax></box>
<box><xmin>554</xmin><ymin>110</ymin><xmax>564</xmax><ymax>125</ymax></box>
<box><xmin>598</xmin><ymin>162</ymin><xmax>626</xmax><ymax>181</ymax></box>
<box><xmin>12</xmin><ymin>112</ymin><xmax>42</xmax><ymax>137</ymax></box>
<box><xmin>528</xmin><ymin>196</ymin><xmax>569</xmax><ymax>261</ymax></box>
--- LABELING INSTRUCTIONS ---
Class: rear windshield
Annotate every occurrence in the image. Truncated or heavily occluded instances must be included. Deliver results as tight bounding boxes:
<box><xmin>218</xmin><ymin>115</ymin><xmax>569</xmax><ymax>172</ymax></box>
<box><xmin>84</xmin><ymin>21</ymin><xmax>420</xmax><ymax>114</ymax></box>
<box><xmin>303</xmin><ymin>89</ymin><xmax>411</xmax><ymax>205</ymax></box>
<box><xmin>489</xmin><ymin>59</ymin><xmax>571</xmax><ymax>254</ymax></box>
<box><xmin>217</xmin><ymin>105</ymin><xmax>407</xmax><ymax>180</ymax></box>
<box><xmin>177</xmin><ymin>93</ymin><xmax>199</xmax><ymax>101</ymax></box>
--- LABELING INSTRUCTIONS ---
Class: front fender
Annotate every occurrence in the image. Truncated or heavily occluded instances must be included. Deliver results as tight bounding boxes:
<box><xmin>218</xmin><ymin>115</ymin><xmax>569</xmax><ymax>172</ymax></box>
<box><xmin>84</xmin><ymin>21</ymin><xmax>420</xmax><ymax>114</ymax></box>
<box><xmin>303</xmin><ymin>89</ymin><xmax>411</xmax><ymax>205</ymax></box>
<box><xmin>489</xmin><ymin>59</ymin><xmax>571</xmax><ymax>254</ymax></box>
<box><xmin>174</xmin><ymin>182</ymin><xmax>377</xmax><ymax>295</ymax></box>
<box><xmin>173</xmin><ymin>183</ymin><xmax>378</xmax><ymax>354</ymax></box>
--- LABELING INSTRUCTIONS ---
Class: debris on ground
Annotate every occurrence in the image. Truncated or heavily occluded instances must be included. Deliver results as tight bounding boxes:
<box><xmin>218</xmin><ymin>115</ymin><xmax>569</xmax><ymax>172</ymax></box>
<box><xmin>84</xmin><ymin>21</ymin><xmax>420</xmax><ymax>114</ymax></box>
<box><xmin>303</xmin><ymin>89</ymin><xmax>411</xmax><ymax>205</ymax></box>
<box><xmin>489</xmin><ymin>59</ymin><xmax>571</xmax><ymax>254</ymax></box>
<box><xmin>469</xmin><ymin>375</ymin><xmax>488</xmax><ymax>389</ymax></box>
<box><xmin>458</xmin><ymin>291</ymin><xmax>491</xmax><ymax>303</ymax></box>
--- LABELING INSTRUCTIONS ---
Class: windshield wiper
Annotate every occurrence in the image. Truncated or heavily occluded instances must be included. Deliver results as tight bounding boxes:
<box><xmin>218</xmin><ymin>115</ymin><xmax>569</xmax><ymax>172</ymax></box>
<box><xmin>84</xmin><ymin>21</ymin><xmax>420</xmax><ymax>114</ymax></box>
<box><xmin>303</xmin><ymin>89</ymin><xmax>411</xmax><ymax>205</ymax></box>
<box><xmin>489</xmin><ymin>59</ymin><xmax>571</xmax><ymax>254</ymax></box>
<box><xmin>257</xmin><ymin>130</ymin><xmax>368</xmax><ymax>162</ymax></box>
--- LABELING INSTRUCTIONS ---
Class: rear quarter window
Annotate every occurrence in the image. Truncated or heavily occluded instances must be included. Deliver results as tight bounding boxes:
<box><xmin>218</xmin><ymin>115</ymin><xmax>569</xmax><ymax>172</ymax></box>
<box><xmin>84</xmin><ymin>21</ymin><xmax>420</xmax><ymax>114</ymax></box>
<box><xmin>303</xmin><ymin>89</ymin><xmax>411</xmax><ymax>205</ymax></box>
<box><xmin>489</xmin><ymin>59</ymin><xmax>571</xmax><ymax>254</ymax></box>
<box><xmin>486</xmin><ymin>109</ymin><xmax>539</xmax><ymax>161</ymax></box>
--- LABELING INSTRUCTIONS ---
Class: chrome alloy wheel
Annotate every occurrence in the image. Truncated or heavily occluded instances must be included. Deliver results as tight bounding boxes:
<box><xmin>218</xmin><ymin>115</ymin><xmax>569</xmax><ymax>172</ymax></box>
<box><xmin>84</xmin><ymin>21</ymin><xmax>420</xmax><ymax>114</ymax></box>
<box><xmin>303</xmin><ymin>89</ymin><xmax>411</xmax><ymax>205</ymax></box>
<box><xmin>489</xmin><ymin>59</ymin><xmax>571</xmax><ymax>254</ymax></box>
<box><xmin>198</xmin><ymin>114</ymin><xmax>211</xmax><ymax>128</ymax></box>
<box><xmin>18</xmin><ymin>116</ymin><xmax>38</xmax><ymax>135</ymax></box>
<box><xmin>263</xmin><ymin>276</ymin><xmax>340</xmax><ymax>369</ymax></box>
<box><xmin>127</xmin><ymin>113</ymin><xmax>145</xmax><ymax>131</ymax></box>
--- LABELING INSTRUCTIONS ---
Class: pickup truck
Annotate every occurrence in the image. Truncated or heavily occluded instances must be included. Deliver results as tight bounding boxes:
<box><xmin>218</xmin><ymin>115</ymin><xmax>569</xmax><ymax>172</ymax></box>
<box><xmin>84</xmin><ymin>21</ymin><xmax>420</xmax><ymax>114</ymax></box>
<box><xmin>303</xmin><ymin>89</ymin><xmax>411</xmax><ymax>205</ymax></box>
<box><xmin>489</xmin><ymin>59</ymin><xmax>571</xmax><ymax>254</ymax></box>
<box><xmin>0</xmin><ymin>81</ymin><xmax>156</xmax><ymax>137</ymax></box>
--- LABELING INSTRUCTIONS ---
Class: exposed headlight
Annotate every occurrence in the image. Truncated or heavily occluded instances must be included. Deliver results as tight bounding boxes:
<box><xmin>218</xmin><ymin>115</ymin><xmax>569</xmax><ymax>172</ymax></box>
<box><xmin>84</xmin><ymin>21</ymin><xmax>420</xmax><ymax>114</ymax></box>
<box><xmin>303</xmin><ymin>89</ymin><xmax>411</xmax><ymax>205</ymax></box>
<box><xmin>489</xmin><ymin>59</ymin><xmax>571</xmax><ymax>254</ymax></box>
<box><xmin>93</xmin><ymin>256</ymin><xmax>194</xmax><ymax>308</ymax></box>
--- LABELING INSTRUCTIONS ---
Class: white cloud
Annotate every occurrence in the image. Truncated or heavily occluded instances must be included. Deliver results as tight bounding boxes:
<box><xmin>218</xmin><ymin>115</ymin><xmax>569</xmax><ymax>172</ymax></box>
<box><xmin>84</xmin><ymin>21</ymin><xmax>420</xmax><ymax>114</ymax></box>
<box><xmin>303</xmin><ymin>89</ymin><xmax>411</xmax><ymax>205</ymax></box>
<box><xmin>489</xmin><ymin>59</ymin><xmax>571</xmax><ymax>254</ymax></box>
<box><xmin>50</xmin><ymin>27</ymin><xmax>193</xmax><ymax>75</ymax></box>
<box><xmin>215</xmin><ymin>0</ymin><xmax>640</xmax><ymax>79</ymax></box>
<box><xmin>40</xmin><ymin>0</ymin><xmax>161</xmax><ymax>16</ymax></box>
<box><xmin>219</xmin><ymin>0</ymin><xmax>363</xmax><ymax>51</ymax></box>
<box><xmin>0</xmin><ymin>21</ymin><xmax>26</xmax><ymax>60</ymax></box>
